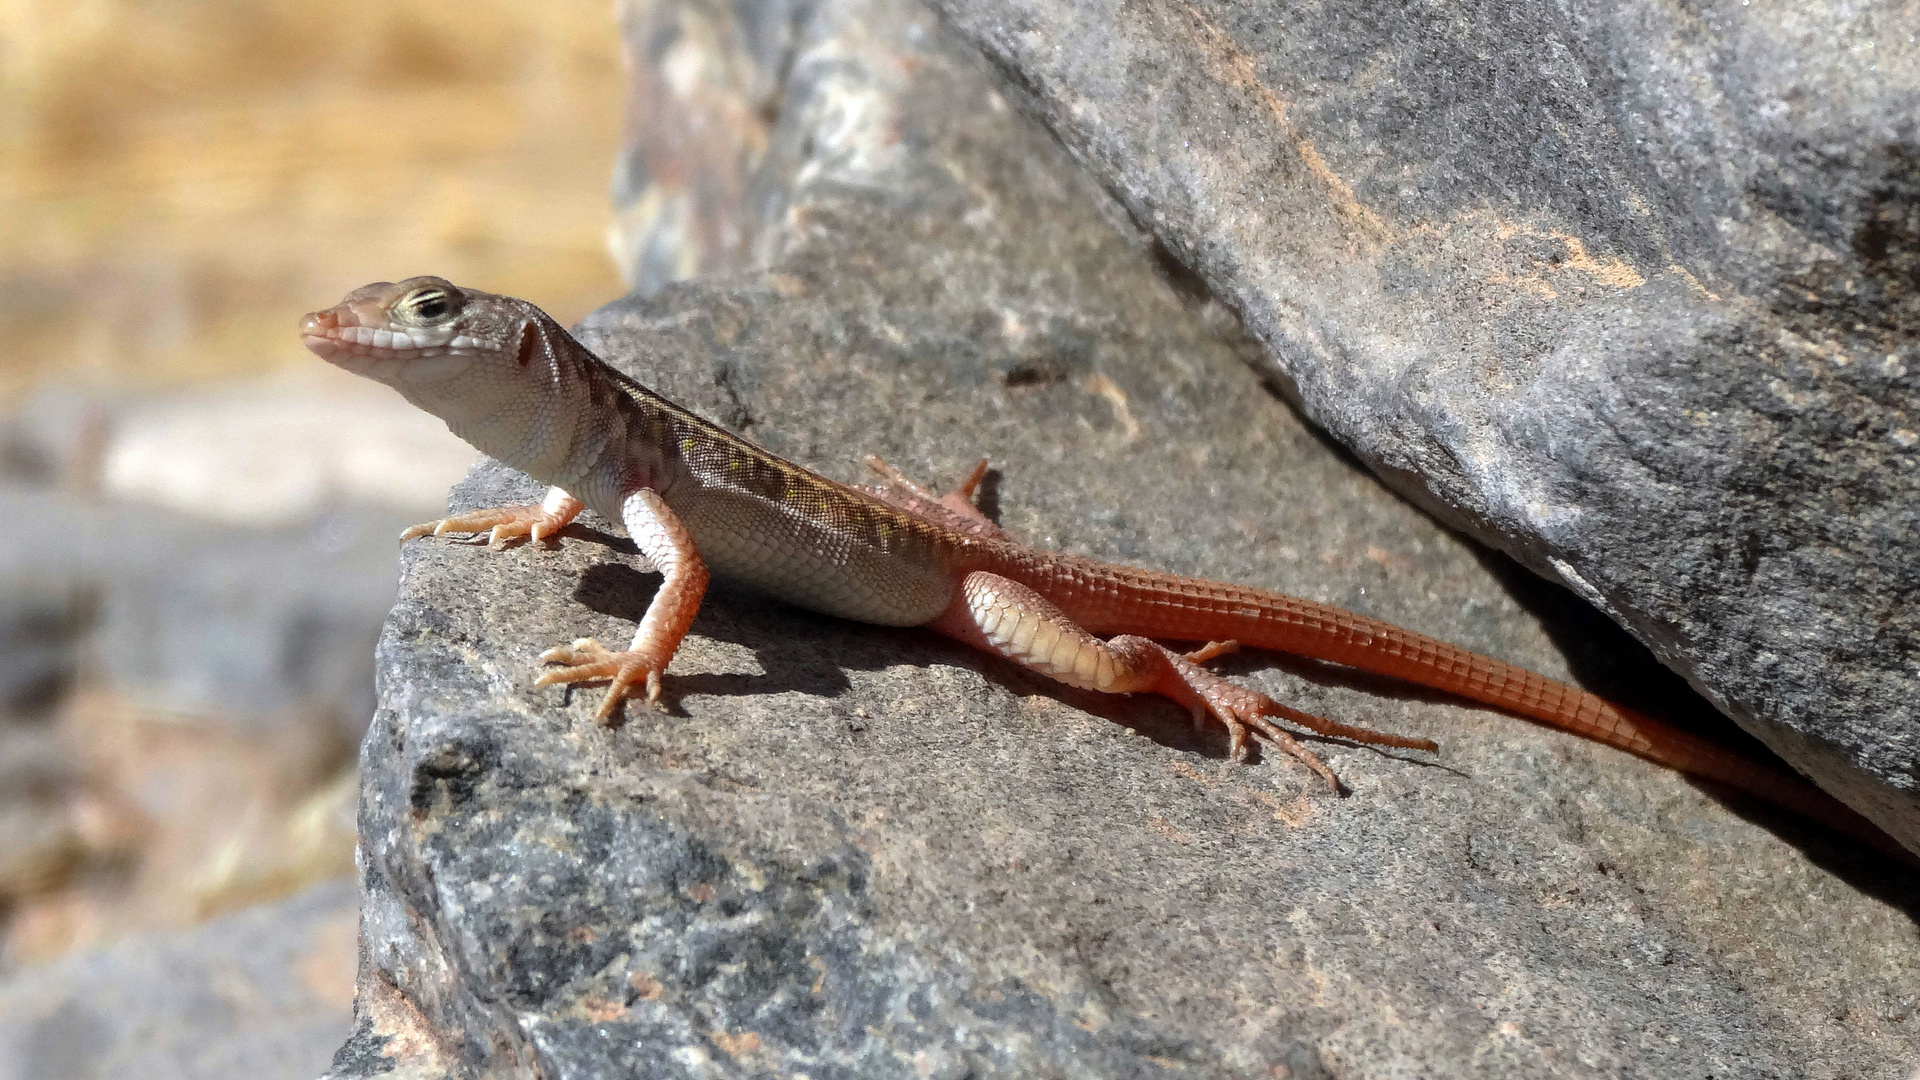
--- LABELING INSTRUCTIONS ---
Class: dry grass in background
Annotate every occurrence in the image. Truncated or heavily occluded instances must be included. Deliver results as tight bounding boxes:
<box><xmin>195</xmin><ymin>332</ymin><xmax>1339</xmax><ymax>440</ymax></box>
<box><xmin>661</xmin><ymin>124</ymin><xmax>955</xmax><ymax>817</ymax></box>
<box><xmin>0</xmin><ymin>0</ymin><xmax>627</xmax><ymax>400</ymax></box>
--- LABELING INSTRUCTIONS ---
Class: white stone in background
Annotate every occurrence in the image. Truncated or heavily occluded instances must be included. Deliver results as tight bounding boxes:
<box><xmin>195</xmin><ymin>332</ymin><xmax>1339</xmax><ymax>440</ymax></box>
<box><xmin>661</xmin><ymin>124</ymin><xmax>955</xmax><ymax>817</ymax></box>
<box><xmin>100</xmin><ymin>364</ymin><xmax>477</xmax><ymax>527</ymax></box>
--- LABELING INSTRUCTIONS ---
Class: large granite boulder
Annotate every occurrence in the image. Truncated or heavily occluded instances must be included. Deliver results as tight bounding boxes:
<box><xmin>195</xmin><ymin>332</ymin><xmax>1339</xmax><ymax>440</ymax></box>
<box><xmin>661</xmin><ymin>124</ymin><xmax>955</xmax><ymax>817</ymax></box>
<box><xmin>322</xmin><ymin>0</ymin><xmax>1920</xmax><ymax>1074</ymax></box>
<box><xmin>920</xmin><ymin>0</ymin><xmax>1920</xmax><ymax>850</ymax></box>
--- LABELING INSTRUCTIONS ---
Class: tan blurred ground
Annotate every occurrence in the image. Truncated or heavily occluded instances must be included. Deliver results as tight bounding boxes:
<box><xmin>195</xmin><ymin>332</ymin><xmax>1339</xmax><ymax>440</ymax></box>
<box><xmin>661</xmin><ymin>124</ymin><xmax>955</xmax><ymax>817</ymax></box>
<box><xmin>0</xmin><ymin>0</ymin><xmax>628</xmax><ymax>401</ymax></box>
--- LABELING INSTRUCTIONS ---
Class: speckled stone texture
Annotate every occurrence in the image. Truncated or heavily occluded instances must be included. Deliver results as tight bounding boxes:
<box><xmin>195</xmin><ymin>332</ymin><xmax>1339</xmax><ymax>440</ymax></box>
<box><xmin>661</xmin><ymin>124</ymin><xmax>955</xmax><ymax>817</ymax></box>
<box><xmin>323</xmin><ymin>0</ymin><xmax>1920</xmax><ymax>1075</ymax></box>
<box><xmin>918</xmin><ymin>0</ymin><xmax>1920</xmax><ymax>851</ymax></box>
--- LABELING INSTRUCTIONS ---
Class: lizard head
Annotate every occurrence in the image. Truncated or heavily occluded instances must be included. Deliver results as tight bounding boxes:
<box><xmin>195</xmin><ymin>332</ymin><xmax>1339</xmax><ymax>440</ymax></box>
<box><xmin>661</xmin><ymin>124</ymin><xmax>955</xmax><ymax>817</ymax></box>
<box><xmin>300</xmin><ymin>276</ymin><xmax>533</xmax><ymax>387</ymax></box>
<box><xmin>302</xmin><ymin>277</ymin><xmax>604</xmax><ymax>478</ymax></box>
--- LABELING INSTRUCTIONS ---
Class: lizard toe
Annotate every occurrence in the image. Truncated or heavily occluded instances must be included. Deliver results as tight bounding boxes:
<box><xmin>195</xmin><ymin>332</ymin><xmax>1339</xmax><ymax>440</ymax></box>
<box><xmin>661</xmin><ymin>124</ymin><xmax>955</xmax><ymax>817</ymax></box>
<box><xmin>1251</xmin><ymin>718</ymin><xmax>1341</xmax><ymax>792</ymax></box>
<box><xmin>538</xmin><ymin>638</ymin><xmax>613</xmax><ymax>668</ymax></box>
<box><xmin>402</xmin><ymin>500</ymin><xmax>581</xmax><ymax>549</ymax></box>
<box><xmin>535</xmin><ymin>659</ymin><xmax>620</xmax><ymax>686</ymax></box>
<box><xmin>597</xmin><ymin>665</ymin><xmax>643</xmax><ymax>722</ymax></box>
<box><xmin>1184</xmin><ymin>639</ymin><xmax>1241</xmax><ymax>665</ymax></box>
<box><xmin>535</xmin><ymin>643</ymin><xmax>667</xmax><ymax>724</ymax></box>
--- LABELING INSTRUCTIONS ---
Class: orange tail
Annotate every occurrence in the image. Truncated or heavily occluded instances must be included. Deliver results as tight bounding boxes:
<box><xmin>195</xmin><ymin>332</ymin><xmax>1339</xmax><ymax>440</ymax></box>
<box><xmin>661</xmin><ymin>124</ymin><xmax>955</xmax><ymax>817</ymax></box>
<box><xmin>1020</xmin><ymin>555</ymin><xmax>1899</xmax><ymax>854</ymax></box>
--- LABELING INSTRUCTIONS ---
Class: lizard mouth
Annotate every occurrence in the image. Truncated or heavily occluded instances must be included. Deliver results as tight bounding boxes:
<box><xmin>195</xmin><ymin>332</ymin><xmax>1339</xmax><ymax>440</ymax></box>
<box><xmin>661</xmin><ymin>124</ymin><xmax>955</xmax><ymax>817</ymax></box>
<box><xmin>301</xmin><ymin>307</ymin><xmax>488</xmax><ymax>396</ymax></box>
<box><xmin>302</xmin><ymin>309</ymin><xmax>443</xmax><ymax>358</ymax></box>
<box><xmin>299</xmin><ymin>306</ymin><xmax>484</xmax><ymax>379</ymax></box>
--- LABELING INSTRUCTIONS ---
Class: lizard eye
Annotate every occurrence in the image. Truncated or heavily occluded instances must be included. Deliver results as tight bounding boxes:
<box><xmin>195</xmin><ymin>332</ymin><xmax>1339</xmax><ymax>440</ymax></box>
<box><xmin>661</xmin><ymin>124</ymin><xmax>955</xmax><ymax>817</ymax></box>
<box><xmin>397</xmin><ymin>287</ymin><xmax>461</xmax><ymax>324</ymax></box>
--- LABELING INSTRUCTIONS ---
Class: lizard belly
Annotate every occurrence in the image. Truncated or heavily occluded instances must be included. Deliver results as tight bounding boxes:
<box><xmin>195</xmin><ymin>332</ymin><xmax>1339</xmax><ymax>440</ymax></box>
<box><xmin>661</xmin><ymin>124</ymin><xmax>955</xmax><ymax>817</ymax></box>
<box><xmin>678</xmin><ymin>494</ymin><xmax>954</xmax><ymax>626</ymax></box>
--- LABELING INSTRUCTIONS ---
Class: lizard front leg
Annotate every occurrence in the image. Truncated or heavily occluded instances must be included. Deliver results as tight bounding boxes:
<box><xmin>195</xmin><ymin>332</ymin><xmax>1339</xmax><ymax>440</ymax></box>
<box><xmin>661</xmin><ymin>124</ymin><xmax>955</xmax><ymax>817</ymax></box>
<box><xmin>402</xmin><ymin>484</ymin><xmax>584</xmax><ymax>550</ymax></box>
<box><xmin>929</xmin><ymin>571</ymin><xmax>1435</xmax><ymax>790</ymax></box>
<box><xmin>536</xmin><ymin>488</ymin><xmax>710</xmax><ymax>721</ymax></box>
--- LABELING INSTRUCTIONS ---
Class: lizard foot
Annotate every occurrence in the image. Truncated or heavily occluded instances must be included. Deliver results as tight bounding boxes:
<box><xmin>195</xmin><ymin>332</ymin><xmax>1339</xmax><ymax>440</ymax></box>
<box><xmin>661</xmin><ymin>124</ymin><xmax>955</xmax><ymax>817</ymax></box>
<box><xmin>402</xmin><ymin>490</ymin><xmax>584</xmax><ymax>550</ymax></box>
<box><xmin>535</xmin><ymin>638</ymin><xmax>666</xmax><ymax>723</ymax></box>
<box><xmin>1152</xmin><ymin>640</ymin><xmax>1438</xmax><ymax>791</ymax></box>
<box><xmin>860</xmin><ymin>456</ymin><xmax>1007</xmax><ymax>540</ymax></box>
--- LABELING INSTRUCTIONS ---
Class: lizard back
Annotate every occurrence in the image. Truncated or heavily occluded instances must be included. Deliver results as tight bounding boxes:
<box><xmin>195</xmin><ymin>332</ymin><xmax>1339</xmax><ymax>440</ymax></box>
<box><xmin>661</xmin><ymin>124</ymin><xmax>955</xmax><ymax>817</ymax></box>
<box><xmin>602</xmin><ymin>369</ymin><xmax>974</xmax><ymax>626</ymax></box>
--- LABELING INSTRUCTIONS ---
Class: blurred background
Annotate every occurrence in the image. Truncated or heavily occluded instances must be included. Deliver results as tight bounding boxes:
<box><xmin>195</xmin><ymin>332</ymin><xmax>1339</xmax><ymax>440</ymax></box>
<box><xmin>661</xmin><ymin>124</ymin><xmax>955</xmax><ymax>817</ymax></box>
<box><xmin>0</xmin><ymin>0</ymin><xmax>626</xmax><ymax>1068</ymax></box>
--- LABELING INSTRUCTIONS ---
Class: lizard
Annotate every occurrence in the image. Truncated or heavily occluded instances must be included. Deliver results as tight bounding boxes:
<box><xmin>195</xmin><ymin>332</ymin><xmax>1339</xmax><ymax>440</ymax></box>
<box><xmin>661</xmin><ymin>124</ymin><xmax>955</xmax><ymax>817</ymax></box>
<box><xmin>301</xmin><ymin>275</ymin><xmax>1890</xmax><ymax>848</ymax></box>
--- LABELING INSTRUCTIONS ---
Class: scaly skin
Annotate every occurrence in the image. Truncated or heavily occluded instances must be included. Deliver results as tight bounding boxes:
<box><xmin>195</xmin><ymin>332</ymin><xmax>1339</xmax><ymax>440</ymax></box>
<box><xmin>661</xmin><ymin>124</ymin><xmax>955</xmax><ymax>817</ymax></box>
<box><xmin>302</xmin><ymin>276</ymin><xmax>1892</xmax><ymax>851</ymax></box>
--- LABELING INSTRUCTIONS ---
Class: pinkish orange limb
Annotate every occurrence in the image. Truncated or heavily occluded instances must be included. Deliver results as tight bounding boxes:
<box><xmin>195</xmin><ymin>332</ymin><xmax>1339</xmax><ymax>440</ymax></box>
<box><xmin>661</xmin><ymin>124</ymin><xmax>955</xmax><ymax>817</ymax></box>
<box><xmin>536</xmin><ymin>488</ymin><xmax>710</xmax><ymax>722</ymax></box>
<box><xmin>927</xmin><ymin>570</ymin><xmax>1434</xmax><ymax>790</ymax></box>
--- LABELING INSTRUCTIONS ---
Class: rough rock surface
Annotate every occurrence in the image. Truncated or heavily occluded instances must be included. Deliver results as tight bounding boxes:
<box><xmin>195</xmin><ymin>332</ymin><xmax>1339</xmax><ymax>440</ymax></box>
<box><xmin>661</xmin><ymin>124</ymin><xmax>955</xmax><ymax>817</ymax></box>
<box><xmin>326</xmin><ymin>0</ymin><xmax>1920</xmax><ymax>1075</ymax></box>
<box><xmin>920</xmin><ymin>0</ymin><xmax>1920</xmax><ymax>849</ymax></box>
<box><xmin>0</xmin><ymin>880</ymin><xmax>357</xmax><ymax>1080</ymax></box>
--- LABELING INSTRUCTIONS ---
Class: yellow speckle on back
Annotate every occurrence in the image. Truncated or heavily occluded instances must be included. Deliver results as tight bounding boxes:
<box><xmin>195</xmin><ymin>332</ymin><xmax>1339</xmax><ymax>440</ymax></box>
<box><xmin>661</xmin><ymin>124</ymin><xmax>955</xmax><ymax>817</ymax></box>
<box><xmin>680</xmin><ymin>437</ymin><xmax>695</xmax><ymax>452</ymax></box>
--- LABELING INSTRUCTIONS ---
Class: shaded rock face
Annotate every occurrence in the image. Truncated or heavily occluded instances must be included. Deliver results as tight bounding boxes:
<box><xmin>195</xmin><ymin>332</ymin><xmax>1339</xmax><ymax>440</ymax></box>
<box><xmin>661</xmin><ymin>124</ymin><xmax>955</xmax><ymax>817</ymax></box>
<box><xmin>917</xmin><ymin>0</ymin><xmax>1920</xmax><ymax>848</ymax></box>
<box><xmin>327</xmin><ymin>0</ymin><xmax>1920</xmax><ymax>1074</ymax></box>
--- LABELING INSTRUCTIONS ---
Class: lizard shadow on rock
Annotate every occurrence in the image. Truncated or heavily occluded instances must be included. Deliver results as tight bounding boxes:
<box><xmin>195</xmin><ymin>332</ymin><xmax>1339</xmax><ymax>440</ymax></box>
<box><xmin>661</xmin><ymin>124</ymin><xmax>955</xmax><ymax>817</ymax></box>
<box><xmin>485</xmin><ymin>524</ymin><xmax>852</xmax><ymax>703</ymax></box>
<box><xmin>546</xmin><ymin>520</ymin><xmax>1916</xmax><ymax>899</ymax></box>
<box><xmin>570</xmin><ymin>561</ymin><xmax>860</xmax><ymax>703</ymax></box>
<box><xmin>572</xmin><ymin>559</ymin><xmax>1190</xmax><ymax>746</ymax></box>
<box><xmin>554</xmin><ymin>525</ymin><xmax>966</xmax><ymax>700</ymax></box>
<box><xmin>905</xmin><ymin>641</ymin><xmax>1463</xmax><ymax>785</ymax></box>
<box><xmin>568</xmin><ymin>546</ymin><xmax>1459</xmax><ymax>786</ymax></box>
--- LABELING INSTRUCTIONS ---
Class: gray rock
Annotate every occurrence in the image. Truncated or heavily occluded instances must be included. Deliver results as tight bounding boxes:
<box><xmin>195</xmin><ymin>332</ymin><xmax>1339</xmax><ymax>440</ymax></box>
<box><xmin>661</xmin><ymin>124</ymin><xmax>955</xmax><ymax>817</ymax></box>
<box><xmin>0</xmin><ymin>880</ymin><xmax>358</xmax><ymax>1080</ymax></box>
<box><xmin>0</xmin><ymin>363</ymin><xmax>478</xmax><ymax>731</ymax></box>
<box><xmin>0</xmin><ymin>479</ymin><xmax>400</xmax><ymax>737</ymax></box>
<box><xmin>328</xmin><ymin>0</ymin><xmax>1920</xmax><ymax>1074</ymax></box>
<box><xmin>918</xmin><ymin>0</ymin><xmax>1920</xmax><ymax>849</ymax></box>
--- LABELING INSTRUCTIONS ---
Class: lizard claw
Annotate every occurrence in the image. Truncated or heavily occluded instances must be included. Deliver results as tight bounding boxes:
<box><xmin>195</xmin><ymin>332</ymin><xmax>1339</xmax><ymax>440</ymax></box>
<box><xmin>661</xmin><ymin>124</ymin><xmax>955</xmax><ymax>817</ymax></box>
<box><xmin>536</xmin><ymin>638</ymin><xmax>667</xmax><ymax>722</ymax></box>
<box><xmin>1153</xmin><ymin>644</ymin><xmax>1435</xmax><ymax>792</ymax></box>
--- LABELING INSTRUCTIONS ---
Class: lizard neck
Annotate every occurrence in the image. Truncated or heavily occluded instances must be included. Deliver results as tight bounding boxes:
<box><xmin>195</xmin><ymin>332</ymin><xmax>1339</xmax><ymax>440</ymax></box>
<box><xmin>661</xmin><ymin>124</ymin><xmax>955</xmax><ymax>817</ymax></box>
<box><xmin>421</xmin><ymin>315</ymin><xmax>659</xmax><ymax>509</ymax></box>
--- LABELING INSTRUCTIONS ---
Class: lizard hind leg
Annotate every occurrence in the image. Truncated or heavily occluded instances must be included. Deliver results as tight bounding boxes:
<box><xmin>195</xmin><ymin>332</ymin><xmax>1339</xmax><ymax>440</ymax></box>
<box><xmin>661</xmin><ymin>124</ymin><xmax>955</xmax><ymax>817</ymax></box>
<box><xmin>930</xmin><ymin>571</ymin><xmax>1436</xmax><ymax>791</ymax></box>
